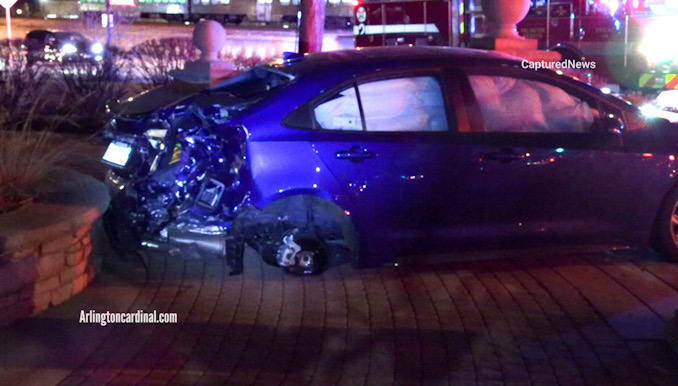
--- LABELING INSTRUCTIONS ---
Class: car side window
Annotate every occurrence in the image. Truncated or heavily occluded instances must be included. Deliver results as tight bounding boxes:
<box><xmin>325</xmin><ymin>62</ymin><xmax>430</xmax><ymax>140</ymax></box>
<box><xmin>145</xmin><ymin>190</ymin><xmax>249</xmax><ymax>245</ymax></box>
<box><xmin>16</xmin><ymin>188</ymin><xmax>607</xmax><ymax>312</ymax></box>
<box><xmin>314</xmin><ymin>86</ymin><xmax>363</xmax><ymax>131</ymax></box>
<box><xmin>359</xmin><ymin>77</ymin><xmax>448</xmax><ymax>132</ymax></box>
<box><xmin>468</xmin><ymin>75</ymin><xmax>597</xmax><ymax>133</ymax></box>
<box><xmin>313</xmin><ymin>76</ymin><xmax>449</xmax><ymax>132</ymax></box>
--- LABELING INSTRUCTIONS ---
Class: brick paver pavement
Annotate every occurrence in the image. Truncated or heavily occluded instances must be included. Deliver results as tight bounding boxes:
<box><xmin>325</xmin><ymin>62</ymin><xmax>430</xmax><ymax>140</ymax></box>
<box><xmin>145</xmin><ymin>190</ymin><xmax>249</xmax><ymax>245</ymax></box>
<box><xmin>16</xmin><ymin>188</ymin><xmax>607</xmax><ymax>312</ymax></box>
<box><xmin>2</xmin><ymin>248</ymin><xmax>678</xmax><ymax>385</ymax></box>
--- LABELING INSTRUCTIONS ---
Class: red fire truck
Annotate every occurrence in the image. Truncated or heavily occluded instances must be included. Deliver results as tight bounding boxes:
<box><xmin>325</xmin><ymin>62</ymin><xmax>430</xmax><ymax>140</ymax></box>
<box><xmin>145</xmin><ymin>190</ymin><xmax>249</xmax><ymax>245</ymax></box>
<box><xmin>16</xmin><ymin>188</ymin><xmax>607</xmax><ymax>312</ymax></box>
<box><xmin>353</xmin><ymin>0</ymin><xmax>460</xmax><ymax>47</ymax></box>
<box><xmin>353</xmin><ymin>0</ymin><xmax>678</xmax><ymax>90</ymax></box>
<box><xmin>515</xmin><ymin>0</ymin><xmax>678</xmax><ymax>89</ymax></box>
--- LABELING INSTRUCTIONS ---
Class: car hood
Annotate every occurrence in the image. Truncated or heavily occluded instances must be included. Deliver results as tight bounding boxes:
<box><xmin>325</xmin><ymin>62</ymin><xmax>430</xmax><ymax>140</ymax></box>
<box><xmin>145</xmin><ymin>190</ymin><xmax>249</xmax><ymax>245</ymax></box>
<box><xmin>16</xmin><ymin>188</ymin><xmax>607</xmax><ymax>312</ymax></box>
<box><xmin>108</xmin><ymin>85</ymin><xmax>205</xmax><ymax>116</ymax></box>
<box><xmin>107</xmin><ymin>84</ymin><xmax>264</xmax><ymax>137</ymax></box>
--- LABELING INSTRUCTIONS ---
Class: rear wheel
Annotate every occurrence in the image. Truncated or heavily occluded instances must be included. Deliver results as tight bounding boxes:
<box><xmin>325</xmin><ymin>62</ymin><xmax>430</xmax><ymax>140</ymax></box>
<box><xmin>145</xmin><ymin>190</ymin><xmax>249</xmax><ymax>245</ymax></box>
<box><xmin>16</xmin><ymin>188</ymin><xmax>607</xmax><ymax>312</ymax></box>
<box><xmin>652</xmin><ymin>187</ymin><xmax>678</xmax><ymax>262</ymax></box>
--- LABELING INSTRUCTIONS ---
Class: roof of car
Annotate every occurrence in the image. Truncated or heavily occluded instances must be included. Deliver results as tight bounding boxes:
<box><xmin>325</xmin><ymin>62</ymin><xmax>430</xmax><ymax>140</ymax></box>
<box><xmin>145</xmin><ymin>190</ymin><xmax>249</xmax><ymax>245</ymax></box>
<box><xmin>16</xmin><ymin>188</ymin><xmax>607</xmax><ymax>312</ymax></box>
<box><xmin>26</xmin><ymin>29</ymin><xmax>84</xmax><ymax>38</ymax></box>
<box><xmin>271</xmin><ymin>46</ymin><xmax>635</xmax><ymax>112</ymax></box>
<box><xmin>26</xmin><ymin>30</ymin><xmax>51</xmax><ymax>37</ymax></box>
<box><xmin>278</xmin><ymin>46</ymin><xmax>524</xmax><ymax>75</ymax></box>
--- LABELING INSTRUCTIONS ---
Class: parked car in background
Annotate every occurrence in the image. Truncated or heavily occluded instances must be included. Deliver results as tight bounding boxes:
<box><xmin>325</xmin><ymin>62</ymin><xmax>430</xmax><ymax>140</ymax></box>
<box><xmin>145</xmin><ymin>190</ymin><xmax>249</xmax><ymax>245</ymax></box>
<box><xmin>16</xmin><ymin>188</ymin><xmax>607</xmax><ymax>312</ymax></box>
<box><xmin>102</xmin><ymin>46</ymin><xmax>678</xmax><ymax>275</ymax></box>
<box><xmin>21</xmin><ymin>30</ymin><xmax>107</xmax><ymax>66</ymax></box>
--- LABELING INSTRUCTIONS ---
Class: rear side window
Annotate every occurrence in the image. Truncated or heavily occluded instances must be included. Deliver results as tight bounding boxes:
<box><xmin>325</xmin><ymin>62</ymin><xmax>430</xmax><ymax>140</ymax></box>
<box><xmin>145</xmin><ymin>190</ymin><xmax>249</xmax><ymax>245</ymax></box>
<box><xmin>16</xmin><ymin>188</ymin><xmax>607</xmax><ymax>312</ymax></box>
<box><xmin>55</xmin><ymin>32</ymin><xmax>87</xmax><ymax>44</ymax></box>
<box><xmin>468</xmin><ymin>75</ymin><xmax>596</xmax><ymax>133</ymax></box>
<box><xmin>313</xmin><ymin>76</ymin><xmax>448</xmax><ymax>132</ymax></box>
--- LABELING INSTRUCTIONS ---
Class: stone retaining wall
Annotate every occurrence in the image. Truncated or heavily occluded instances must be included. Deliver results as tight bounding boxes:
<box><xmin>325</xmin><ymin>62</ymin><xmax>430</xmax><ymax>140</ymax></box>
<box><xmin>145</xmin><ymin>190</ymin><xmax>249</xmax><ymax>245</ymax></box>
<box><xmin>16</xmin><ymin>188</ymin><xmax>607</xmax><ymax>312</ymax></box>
<box><xmin>0</xmin><ymin>169</ymin><xmax>110</xmax><ymax>327</ymax></box>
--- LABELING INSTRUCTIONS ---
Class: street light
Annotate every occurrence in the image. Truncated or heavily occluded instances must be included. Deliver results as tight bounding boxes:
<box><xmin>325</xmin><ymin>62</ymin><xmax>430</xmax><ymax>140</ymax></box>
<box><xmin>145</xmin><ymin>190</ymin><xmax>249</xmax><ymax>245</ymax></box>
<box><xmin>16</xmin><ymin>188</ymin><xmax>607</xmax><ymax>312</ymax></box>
<box><xmin>0</xmin><ymin>0</ymin><xmax>19</xmax><ymax>40</ymax></box>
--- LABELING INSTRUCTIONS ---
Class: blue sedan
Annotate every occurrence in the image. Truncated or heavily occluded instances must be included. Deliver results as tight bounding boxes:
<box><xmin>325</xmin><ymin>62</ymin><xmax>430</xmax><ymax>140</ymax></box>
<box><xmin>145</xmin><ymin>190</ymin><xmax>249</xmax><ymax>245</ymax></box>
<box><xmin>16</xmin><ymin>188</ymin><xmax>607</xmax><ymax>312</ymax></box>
<box><xmin>102</xmin><ymin>46</ymin><xmax>678</xmax><ymax>275</ymax></box>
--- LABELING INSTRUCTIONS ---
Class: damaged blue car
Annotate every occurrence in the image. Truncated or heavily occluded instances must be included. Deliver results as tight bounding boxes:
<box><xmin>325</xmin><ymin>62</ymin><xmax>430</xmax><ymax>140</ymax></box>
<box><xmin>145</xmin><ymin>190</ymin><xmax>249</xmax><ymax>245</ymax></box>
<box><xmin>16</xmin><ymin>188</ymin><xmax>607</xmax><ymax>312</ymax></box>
<box><xmin>102</xmin><ymin>46</ymin><xmax>678</xmax><ymax>275</ymax></box>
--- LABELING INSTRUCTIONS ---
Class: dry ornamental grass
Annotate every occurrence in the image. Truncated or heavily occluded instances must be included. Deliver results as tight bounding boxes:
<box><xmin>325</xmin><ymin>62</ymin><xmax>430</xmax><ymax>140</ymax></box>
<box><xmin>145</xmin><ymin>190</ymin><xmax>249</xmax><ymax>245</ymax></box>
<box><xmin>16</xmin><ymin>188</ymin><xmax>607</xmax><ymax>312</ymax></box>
<box><xmin>0</xmin><ymin>126</ymin><xmax>66</xmax><ymax>213</ymax></box>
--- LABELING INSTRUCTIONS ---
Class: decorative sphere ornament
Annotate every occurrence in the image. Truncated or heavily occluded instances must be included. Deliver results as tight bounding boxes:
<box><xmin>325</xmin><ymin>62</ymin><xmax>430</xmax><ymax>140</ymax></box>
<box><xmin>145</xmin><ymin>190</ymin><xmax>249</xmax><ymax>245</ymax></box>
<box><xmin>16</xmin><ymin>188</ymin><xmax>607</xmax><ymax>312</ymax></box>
<box><xmin>193</xmin><ymin>20</ymin><xmax>227</xmax><ymax>62</ymax></box>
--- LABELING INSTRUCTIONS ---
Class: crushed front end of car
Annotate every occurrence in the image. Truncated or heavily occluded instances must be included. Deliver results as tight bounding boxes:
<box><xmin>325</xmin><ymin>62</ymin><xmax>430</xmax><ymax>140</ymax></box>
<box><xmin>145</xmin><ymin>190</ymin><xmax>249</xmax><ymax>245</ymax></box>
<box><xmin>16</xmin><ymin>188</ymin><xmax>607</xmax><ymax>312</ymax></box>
<box><xmin>102</xmin><ymin>88</ymin><xmax>254</xmax><ymax>274</ymax></box>
<box><xmin>100</xmin><ymin>62</ymin><xmax>339</xmax><ymax>275</ymax></box>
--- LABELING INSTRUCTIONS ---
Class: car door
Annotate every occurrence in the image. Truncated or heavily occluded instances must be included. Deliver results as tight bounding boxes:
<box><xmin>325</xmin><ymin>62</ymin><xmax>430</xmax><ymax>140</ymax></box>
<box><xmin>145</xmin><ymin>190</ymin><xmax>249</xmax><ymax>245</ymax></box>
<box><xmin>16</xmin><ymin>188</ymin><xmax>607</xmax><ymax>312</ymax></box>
<box><xmin>454</xmin><ymin>70</ymin><xmax>642</xmax><ymax>246</ymax></box>
<box><xmin>309</xmin><ymin>73</ymin><xmax>464</xmax><ymax>262</ymax></box>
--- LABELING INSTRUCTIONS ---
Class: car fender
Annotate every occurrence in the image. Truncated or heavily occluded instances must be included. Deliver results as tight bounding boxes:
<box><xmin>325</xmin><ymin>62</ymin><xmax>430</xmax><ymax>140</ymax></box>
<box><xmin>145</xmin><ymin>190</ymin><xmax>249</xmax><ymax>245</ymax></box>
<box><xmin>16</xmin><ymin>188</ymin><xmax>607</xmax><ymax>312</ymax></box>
<box><xmin>242</xmin><ymin>139</ymin><xmax>363</xmax><ymax>264</ymax></box>
<box><xmin>246</xmin><ymin>140</ymin><xmax>356</xmax><ymax>210</ymax></box>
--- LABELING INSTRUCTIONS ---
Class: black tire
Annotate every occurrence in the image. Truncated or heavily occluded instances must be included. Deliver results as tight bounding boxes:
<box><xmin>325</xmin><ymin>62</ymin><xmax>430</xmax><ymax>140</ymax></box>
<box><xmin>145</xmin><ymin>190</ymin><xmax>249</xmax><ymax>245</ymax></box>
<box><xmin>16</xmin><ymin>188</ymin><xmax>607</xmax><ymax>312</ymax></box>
<box><xmin>102</xmin><ymin>205</ymin><xmax>142</xmax><ymax>262</ymax></box>
<box><xmin>260</xmin><ymin>241</ymin><xmax>281</xmax><ymax>266</ymax></box>
<box><xmin>652</xmin><ymin>186</ymin><xmax>678</xmax><ymax>262</ymax></box>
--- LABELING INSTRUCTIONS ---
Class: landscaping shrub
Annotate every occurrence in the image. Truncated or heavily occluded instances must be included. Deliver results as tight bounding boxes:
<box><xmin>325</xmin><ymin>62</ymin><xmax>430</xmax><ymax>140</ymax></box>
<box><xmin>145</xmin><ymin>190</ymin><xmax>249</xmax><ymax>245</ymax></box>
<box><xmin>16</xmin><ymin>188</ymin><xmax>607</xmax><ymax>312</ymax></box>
<box><xmin>124</xmin><ymin>37</ymin><xmax>268</xmax><ymax>88</ymax></box>
<box><xmin>232</xmin><ymin>55</ymin><xmax>268</xmax><ymax>71</ymax></box>
<box><xmin>52</xmin><ymin>56</ymin><xmax>133</xmax><ymax>133</ymax></box>
<box><xmin>126</xmin><ymin>37</ymin><xmax>200</xmax><ymax>88</ymax></box>
<box><xmin>1</xmin><ymin>34</ymin><xmax>270</xmax><ymax>133</ymax></box>
<box><xmin>0</xmin><ymin>40</ymin><xmax>52</xmax><ymax>130</ymax></box>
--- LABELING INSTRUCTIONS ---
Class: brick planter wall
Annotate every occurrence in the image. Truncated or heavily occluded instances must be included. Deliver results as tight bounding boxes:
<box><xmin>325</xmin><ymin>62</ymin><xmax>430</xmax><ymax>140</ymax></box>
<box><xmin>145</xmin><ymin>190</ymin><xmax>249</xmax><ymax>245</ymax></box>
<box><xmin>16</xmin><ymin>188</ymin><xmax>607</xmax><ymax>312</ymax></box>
<box><xmin>0</xmin><ymin>169</ymin><xmax>110</xmax><ymax>327</ymax></box>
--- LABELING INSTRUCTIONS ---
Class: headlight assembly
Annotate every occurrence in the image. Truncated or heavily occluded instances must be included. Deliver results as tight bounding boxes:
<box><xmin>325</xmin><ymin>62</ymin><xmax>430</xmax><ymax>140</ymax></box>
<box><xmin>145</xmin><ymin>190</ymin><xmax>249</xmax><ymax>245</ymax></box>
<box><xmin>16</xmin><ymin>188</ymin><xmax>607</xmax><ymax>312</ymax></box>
<box><xmin>91</xmin><ymin>42</ymin><xmax>104</xmax><ymax>54</ymax></box>
<box><xmin>61</xmin><ymin>43</ymin><xmax>77</xmax><ymax>54</ymax></box>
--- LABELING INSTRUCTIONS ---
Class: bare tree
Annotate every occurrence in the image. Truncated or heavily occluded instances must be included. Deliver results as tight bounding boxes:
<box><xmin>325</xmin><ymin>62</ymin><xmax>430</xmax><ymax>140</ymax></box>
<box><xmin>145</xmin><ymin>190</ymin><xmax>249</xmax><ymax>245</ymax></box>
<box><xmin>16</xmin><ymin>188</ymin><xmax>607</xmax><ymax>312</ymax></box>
<box><xmin>298</xmin><ymin>0</ymin><xmax>325</xmax><ymax>53</ymax></box>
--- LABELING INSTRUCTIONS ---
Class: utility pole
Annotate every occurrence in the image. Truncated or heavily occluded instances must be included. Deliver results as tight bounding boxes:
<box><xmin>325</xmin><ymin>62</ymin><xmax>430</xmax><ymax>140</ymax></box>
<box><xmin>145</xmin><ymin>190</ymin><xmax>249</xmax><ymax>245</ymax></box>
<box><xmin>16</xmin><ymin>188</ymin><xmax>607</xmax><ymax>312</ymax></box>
<box><xmin>105</xmin><ymin>0</ymin><xmax>112</xmax><ymax>47</ymax></box>
<box><xmin>298</xmin><ymin>0</ymin><xmax>325</xmax><ymax>54</ymax></box>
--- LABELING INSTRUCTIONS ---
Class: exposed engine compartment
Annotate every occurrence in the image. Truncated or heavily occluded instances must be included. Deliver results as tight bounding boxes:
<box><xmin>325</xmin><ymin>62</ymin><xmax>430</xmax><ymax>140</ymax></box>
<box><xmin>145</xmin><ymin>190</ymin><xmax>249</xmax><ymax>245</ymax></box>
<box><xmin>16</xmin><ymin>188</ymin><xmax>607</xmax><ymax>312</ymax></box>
<box><xmin>104</xmin><ymin>101</ymin><xmax>251</xmax><ymax>274</ymax></box>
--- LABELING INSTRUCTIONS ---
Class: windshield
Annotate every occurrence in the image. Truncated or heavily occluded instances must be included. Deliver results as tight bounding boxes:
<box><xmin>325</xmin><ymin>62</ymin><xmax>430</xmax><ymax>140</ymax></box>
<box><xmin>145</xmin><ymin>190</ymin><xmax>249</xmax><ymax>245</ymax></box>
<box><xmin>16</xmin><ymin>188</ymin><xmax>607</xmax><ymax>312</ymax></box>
<box><xmin>208</xmin><ymin>65</ymin><xmax>295</xmax><ymax>98</ymax></box>
<box><xmin>54</xmin><ymin>32</ymin><xmax>87</xmax><ymax>43</ymax></box>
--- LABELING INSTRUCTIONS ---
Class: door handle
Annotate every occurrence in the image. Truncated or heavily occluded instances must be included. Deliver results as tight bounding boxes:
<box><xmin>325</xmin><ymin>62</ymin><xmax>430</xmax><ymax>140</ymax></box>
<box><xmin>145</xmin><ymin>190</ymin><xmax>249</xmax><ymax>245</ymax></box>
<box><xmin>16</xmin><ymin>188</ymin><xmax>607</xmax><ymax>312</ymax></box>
<box><xmin>482</xmin><ymin>149</ymin><xmax>522</xmax><ymax>163</ymax></box>
<box><xmin>336</xmin><ymin>146</ymin><xmax>376</xmax><ymax>162</ymax></box>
